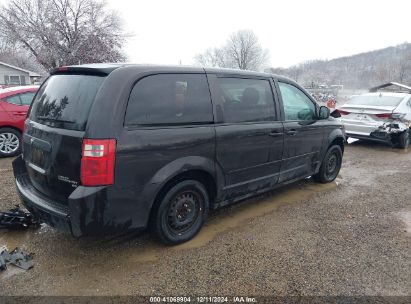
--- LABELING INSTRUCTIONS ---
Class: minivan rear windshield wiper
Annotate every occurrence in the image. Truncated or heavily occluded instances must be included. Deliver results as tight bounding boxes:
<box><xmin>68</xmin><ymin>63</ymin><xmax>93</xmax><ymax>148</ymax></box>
<box><xmin>36</xmin><ymin>116</ymin><xmax>75</xmax><ymax>124</ymax></box>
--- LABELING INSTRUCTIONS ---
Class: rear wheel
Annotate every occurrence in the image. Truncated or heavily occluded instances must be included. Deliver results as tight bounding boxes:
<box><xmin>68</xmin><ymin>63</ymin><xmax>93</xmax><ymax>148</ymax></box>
<box><xmin>396</xmin><ymin>130</ymin><xmax>410</xmax><ymax>149</ymax></box>
<box><xmin>313</xmin><ymin>145</ymin><xmax>343</xmax><ymax>183</ymax></box>
<box><xmin>0</xmin><ymin>128</ymin><xmax>22</xmax><ymax>157</ymax></box>
<box><xmin>151</xmin><ymin>180</ymin><xmax>209</xmax><ymax>245</ymax></box>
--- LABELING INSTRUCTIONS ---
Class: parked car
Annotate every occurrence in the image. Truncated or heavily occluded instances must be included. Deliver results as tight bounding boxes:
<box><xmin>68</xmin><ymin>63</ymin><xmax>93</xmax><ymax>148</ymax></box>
<box><xmin>333</xmin><ymin>92</ymin><xmax>411</xmax><ymax>148</ymax></box>
<box><xmin>13</xmin><ymin>64</ymin><xmax>345</xmax><ymax>244</ymax></box>
<box><xmin>0</xmin><ymin>85</ymin><xmax>39</xmax><ymax>157</ymax></box>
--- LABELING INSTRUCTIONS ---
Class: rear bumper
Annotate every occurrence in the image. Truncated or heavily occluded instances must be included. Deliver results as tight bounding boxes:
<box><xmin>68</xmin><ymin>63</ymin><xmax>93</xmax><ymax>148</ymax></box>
<box><xmin>12</xmin><ymin>155</ymin><xmax>148</xmax><ymax>237</ymax></box>
<box><xmin>13</xmin><ymin>156</ymin><xmax>72</xmax><ymax>234</ymax></box>
<box><xmin>341</xmin><ymin>119</ymin><xmax>409</xmax><ymax>142</ymax></box>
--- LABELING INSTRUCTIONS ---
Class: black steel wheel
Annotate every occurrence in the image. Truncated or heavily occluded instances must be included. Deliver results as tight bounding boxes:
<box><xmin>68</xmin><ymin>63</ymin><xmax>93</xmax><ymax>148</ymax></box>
<box><xmin>313</xmin><ymin>145</ymin><xmax>343</xmax><ymax>183</ymax></box>
<box><xmin>151</xmin><ymin>180</ymin><xmax>209</xmax><ymax>245</ymax></box>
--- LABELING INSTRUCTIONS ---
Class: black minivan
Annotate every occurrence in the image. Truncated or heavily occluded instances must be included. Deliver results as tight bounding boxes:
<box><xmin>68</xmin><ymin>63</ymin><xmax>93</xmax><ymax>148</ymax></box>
<box><xmin>13</xmin><ymin>64</ymin><xmax>345</xmax><ymax>244</ymax></box>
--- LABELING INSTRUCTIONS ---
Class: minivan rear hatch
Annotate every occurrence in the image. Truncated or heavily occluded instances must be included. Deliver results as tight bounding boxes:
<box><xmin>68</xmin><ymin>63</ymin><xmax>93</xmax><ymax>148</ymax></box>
<box><xmin>23</xmin><ymin>73</ymin><xmax>106</xmax><ymax>205</ymax></box>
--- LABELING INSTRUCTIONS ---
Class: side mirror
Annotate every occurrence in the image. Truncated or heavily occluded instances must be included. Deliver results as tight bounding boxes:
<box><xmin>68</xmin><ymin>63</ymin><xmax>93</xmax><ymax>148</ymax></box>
<box><xmin>319</xmin><ymin>106</ymin><xmax>330</xmax><ymax>119</ymax></box>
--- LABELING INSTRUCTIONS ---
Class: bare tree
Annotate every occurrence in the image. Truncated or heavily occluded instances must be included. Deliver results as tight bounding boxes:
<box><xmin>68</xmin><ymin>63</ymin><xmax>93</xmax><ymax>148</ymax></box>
<box><xmin>194</xmin><ymin>48</ymin><xmax>228</xmax><ymax>68</ymax></box>
<box><xmin>225</xmin><ymin>30</ymin><xmax>269</xmax><ymax>70</ymax></box>
<box><xmin>195</xmin><ymin>30</ymin><xmax>270</xmax><ymax>71</ymax></box>
<box><xmin>0</xmin><ymin>0</ymin><xmax>127</xmax><ymax>71</ymax></box>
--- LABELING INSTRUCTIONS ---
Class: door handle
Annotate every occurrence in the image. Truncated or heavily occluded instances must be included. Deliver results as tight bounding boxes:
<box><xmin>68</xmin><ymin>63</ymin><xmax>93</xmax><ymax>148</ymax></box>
<box><xmin>268</xmin><ymin>130</ymin><xmax>283</xmax><ymax>137</ymax></box>
<box><xmin>286</xmin><ymin>129</ymin><xmax>298</xmax><ymax>136</ymax></box>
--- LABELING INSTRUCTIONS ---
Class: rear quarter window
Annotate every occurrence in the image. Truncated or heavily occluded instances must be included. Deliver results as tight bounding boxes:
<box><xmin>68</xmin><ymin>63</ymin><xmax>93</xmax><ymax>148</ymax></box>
<box><xmin>125</xmin><ymin>74</ymin><xmax>213</xmax><ymax>126</ymax></box>
<box><xmin>30</xmin><ymin>74</ymin><xmax>105</xmax><ymax>131</ymax></box>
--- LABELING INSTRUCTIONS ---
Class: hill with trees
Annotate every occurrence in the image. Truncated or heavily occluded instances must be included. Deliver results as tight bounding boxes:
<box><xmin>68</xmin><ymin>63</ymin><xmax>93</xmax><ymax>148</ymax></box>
<box><xmin>267</xmin><ymin>43</ymin><xmax>411</xmax><ymax>89</ymax></box>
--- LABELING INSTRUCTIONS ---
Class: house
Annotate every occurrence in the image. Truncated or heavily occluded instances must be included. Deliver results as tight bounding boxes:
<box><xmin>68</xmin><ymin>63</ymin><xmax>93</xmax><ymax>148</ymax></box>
<box><xmin>0</xmin><ymin>61</ymin><xmax>42</xmax><ymax>86</ymax></box>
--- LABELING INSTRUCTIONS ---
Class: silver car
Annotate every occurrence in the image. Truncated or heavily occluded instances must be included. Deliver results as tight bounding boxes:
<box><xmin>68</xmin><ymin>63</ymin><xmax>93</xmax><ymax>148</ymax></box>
<box><xmin>334</xmin><ymin>92</ymin><xmax>411</xmax><ymax>149</ymax></box>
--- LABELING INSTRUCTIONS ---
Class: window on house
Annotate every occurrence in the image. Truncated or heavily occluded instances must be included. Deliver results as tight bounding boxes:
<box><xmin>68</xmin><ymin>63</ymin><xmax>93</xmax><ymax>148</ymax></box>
<box><xmin>20</xmin><ymin>75</ymin><xmax>26</xmax><ymax>85</ymax></box>
<box><xmin>9</xmin><ymin>76</ymin><xmax>21</xmax><ymax>85</ymax></box>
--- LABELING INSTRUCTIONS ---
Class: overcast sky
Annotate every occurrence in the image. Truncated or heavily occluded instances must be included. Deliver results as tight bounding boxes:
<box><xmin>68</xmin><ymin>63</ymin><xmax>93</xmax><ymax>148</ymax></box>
<box><xmin>107</xmin><ymin>0</ymin><xmax>410</xmax><ymax>68</ymax></box>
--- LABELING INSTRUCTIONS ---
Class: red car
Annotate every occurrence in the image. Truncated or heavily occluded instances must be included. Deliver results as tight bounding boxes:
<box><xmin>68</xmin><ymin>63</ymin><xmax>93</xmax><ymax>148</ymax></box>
<box><xmin>0</xmin><ymin>86</ymin><xmax>39</xmax><ymax>157</ymax></box>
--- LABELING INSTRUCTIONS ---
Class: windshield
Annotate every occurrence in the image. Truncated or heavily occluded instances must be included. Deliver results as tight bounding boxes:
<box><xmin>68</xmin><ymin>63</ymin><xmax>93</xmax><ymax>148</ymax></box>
<box><xmin>30</xmin><ymin>74</ymin><xmax>105</xmax><ymax>131</ymax></box>
<box><xmin>347</xmin><ymin>95</ymin><xmax>403</xmax><ymax>107</ymax></box>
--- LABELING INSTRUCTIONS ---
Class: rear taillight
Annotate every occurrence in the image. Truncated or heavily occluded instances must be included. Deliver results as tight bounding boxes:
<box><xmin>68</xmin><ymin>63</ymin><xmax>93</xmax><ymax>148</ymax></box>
<box><xmin>337</xmin><ymin>109</ymin><xmax>350</xmax><ymax>116</ymax></box>
<box><xmin>81</xmin><ymin>139</ymin><xmax>116</xmax><ymax>186</ymax></box>
<box><xmin>375</xmin><ymin>113</ymin><xmax>392</xmax><ymax>119</ymax></box>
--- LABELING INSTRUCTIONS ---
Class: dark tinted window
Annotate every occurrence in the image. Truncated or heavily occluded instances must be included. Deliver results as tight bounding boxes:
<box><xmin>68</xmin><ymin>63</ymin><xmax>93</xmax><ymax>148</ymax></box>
<box><xmin>20</xmin><ymin>92</ymin><xmax>36</xmax><ymax>105</ymax></box>
<box><xmin>30</xmin><ymin>75</ymin><xmax>105</xmax><ymax>131</ymax></box>
<box><xmin>125</xmin><ymin>74</ymin><xmax>213</xmax><ymax>126</ymax></box>
<box><xmin>213</xmin><ymin>77</ymin><xmax>275</xmax><ymax>123</ymax></box>
<box><xmin>279</xmin><ymin>82</ymin><xmax>316</xmax><ymax>121</ymax></box>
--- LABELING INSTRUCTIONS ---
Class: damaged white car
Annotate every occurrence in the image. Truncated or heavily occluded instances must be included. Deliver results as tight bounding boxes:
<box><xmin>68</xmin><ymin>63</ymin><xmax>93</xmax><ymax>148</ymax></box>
<box><xmin>333</xmin><ymin>92</ymin><xmax>411</xmax><ymax>149</ymax></box>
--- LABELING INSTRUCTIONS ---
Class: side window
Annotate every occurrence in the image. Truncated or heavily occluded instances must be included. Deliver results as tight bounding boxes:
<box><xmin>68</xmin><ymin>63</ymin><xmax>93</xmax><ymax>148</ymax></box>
<box><xmin>125</xmin><ymin>74</ymin><xmax>213</xmax><ymax>126</ymax></box>
<box><xmin>20</xmin><ymin>92</ymin><xmax>36</xmax><ymax>106</ymax></box>
<box><xmin>214</xmin><ymin>77</ymin><xmax>275</xmax><ymax>123</ymax></box>
<box><xmin>9</xmin><ymin>76</ymin><xmax>21</xmax><ymax>85</ymax></box>
<box><xmin>5</xmin><ymin>94</ymin><xmax>22</xmax><ymax>105</ymax></box>
<box><xmin>279</xmin><ymin>82</ymin><xmax>316</xmax><ymax>121</ymax></box>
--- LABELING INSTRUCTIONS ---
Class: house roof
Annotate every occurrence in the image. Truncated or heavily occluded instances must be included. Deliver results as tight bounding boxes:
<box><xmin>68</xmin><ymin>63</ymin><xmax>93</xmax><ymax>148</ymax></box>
<box><xmin>0</xmin><ymin>61</ymin><xmax>42</xmax><ymax>77</ymax></box>
<box><xmin>369</xmin><ymin>82</ymin><xmax>411</xmax><ymax>93</ymax></box>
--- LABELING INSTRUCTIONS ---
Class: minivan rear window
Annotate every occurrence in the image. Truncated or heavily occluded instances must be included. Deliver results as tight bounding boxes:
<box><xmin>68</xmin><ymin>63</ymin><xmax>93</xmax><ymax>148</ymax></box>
<box><xmin>30</xmin><ymin>74</ymin><xmax>105</xmax><ymax>131</ymax></box>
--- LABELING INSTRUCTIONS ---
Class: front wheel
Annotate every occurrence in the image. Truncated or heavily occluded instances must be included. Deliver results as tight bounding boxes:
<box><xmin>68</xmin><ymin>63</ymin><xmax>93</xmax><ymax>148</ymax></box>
<box><xmin>0</xmin><ymin>128</ymin><xmax>22</xmax><ymax>157</ymax></box>
<box><xmin>151</xmin><ymin>180</ymin><xmax>209</xmax><ymax>245</ymax></box>
<box><xmin>313</xmin><ymin>145</ymin><xmax>343</xmax><ymax>183</ymax></box>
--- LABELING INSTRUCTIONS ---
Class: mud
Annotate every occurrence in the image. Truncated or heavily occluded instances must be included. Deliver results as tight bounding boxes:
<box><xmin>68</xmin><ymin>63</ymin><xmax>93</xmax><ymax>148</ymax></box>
<box><xmin>0</xmin><ymin>139</ymin><xmax>410</xmax><ymax>296</ymax></box>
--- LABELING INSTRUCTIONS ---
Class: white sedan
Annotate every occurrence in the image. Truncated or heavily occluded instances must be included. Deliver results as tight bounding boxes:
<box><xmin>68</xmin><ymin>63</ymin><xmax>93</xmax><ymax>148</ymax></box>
<box><xmin>333</xmin><ymin>92</ymin><xmax>411</xmax><ymax>149</ymax></box>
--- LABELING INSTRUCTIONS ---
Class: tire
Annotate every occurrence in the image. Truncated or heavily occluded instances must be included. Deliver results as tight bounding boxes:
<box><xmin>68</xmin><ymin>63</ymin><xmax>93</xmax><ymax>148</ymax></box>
<box><xmin>313</xmin><ymin>145</ymin><xmax>343</xmax><ymax>183</ymax></box>
<box><xmin>396</xmin><ymin>130</ymin><xmax>410</xmax><ymax>149</ymax></box>
<box><xmin>0</xmin><ymin>128</ymin><xmax>22</xmax><ymax>157</ymax></box>
<box><xmin>151</xmin><ymin>180</ymin><xmax>209</xmax><ymax>245</ymax></box>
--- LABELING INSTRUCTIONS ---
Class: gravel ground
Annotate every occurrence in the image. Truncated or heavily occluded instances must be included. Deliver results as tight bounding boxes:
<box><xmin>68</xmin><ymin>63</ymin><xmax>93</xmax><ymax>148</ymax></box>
<box><xmin>0</xmin><ymin>140</ymin><xmax>410</xmax><ymax>296</ymax></box>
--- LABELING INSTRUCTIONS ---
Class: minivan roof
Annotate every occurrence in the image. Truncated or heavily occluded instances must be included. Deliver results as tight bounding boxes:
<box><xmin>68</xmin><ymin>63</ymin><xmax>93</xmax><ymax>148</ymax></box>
<box><xmin>51</xmin><ymin>63</ymin><xmax>292</xmax><ymax>82</ymax></box>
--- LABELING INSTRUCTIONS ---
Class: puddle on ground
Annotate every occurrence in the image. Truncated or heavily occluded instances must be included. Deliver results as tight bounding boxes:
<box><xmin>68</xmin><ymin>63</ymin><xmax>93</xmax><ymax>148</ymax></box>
<box><xmin>398</xmin><ymin>211</ymin><xmax>411</xmax><ymax>235</ymax></box>
<box><xmin>0</xmin><ymin>179</ymin><xmax>340</xmax><ymax>267</ymax></box>
<box><xmin>126</xmin><ymin>179</ymin><xmax>340</xmax><ymax>263</ymax></box>
<box><xmin>174</xmin><ymin>180</ymin><xmax>338</xmax><ymax>250</ymax></box>
<box><xmin>0</xmin><ymin>179</ymin><xmax>341</xmax><ymax>295</ymax></box>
